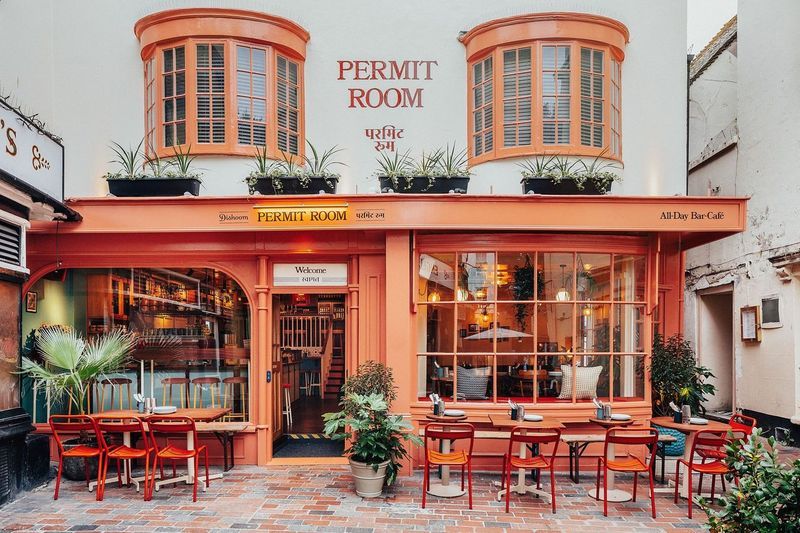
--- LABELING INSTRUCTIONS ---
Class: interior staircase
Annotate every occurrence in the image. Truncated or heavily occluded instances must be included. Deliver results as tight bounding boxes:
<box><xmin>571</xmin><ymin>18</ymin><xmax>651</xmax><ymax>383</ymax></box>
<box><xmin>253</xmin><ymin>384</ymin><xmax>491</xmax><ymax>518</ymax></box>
<box><xmin>325</xmin><ymin>353</ymin><xmax>345</xmax><ymax>397</ymax></box>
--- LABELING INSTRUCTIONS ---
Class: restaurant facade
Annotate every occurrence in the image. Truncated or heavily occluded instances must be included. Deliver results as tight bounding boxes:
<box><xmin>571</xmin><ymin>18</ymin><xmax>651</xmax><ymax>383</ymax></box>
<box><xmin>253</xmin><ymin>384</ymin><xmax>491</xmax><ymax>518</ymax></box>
<box><xmin>0</xmin><ymin>1</ymin><xmax>748</xmax><ymax>470</ymax></box>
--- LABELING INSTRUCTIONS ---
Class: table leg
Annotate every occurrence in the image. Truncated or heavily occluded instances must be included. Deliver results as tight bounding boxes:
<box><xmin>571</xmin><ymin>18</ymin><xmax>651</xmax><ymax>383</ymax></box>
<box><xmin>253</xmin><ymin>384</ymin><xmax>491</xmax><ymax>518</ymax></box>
<box><xmin>678</xmin><ymin>431</ymin><xmax>697</xmax><ymax>499</ymax></box>
<box><xmin>587</xmin><ymin>442</ymin><xmax>632</xmax><ymax>502</ymax></box>
<box><xmin>495</xmin><ymin>429</ymin><xmax>551</xmax><ymax>502</ymax></box>
<box><xmin>426</xmin><ymin>427</ymin><xmax>465</xmax><ymax>498</ymax></box>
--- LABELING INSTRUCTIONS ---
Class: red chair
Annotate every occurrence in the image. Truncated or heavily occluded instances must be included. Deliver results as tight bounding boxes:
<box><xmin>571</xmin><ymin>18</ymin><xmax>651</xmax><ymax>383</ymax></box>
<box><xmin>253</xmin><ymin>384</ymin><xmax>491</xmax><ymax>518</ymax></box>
<box><xmin>148</xmin><ymin>415</ymin><xmax>210</xmax><ymax>502</ymax></box>
<box><xmin>96</xmin><ymin>417</ymin><xmax>156</xmax><ymax>501</ymax></box>
<box><xmin>596</xmin><ymin>428</ymin><xmax>659</xmax><ymax>518</ymax></box>
<box><xmin>675</xmin><ymin>430</ymin><xmax>738</xmax><ymax>518</ymax></box>
<box><xmin>696</xmin><ymin>414</ymin><xmax>755</xmax><ymax>494</ymax></box>
<box><xmin>501</xmin><ymin>427</ymin><xmax>561</xmax><ymax>514</ymax></box>
<box><xmin>49</xmin><ymin>415</ymin><xmax>107</xmax><ymax>501</ymax></box>
<box><xmin>421</xmin><ymin>423</ymin><xmax>474</xmax><ymax>509</ymax></box>
<box><xmin>729</xmin><ymin>413</ymin><xmax>757</xmax><ymax>435</ymax></box>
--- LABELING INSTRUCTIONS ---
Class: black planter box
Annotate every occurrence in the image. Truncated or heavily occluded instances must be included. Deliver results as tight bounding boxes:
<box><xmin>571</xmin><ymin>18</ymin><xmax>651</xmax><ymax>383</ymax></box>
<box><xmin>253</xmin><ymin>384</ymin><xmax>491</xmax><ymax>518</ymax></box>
<box><xmin>249</xmin><ymin>176</ymin><xmax>338</xmax><ymax>195</ymax></box>
<box><xmin>379</xmin><ymin>176</ymin><xmax>470</xmax><ymax>194</ymax></box>
<box><xmin>108</xmin><ymin>178</ymin><xmax>201</xmax><ymax>197</ymax></box>
<box><xmin>521</xmin><ymin>178</ymin><xmax>607</xmax><ymax>195</ymax></box>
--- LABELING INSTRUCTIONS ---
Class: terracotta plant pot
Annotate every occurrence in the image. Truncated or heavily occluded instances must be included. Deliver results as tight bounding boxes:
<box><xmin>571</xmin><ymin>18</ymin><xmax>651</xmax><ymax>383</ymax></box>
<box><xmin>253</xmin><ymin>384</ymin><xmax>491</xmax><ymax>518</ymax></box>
<box><xmin>107</xmin><ymin>178</ymin><xmax>201</xmax><ymax>197</ymax></box>
<box><xmin>348</xmin><ymin>458</ymin><xmax>389</xmax><ymax>498</ymax></box>
<box><xmin>521</xmin><ymin>178</ymin><xmax>607</xmax><ymax>195</ymax></box>
<box><xmin>249</xmin><ymin>176</ymin><xmax>338</xmax><ymax>195</ymax></box>
<box><xmin>379</xmin><ymin>176</ymin><xmax>470</xmax><ymax>194</ymax></box>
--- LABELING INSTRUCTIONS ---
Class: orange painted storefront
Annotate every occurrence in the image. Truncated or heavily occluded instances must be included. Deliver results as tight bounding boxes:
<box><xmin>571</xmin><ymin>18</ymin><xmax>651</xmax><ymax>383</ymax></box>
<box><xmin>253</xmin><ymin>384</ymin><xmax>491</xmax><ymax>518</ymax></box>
<box><xmin>24</xmin><ymin>194</ymin><xmax>746</xmax><ymax>469</ymax></box>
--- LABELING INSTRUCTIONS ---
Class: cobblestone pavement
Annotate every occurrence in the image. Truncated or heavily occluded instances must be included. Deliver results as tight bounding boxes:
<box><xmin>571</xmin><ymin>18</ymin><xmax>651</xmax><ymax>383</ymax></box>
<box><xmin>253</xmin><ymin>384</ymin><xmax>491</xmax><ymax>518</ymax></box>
<box><xmin>0</xmin><ymin>465</ymin><xmax>719</xmax><ymax>532</ymax></box>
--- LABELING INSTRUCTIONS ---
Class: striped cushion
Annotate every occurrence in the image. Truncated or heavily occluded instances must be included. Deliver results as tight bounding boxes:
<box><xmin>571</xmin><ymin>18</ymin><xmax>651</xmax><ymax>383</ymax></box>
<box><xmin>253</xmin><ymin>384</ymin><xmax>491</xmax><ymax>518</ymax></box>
<box><xmin>558</xmin><ymin>365</ymin><xmax>602</xmax><ymax>400</ymax></box>
<box><xmin>456</xmin><ymin>366</ymin><xmax>490</xmax><ymax>400</ymax></box>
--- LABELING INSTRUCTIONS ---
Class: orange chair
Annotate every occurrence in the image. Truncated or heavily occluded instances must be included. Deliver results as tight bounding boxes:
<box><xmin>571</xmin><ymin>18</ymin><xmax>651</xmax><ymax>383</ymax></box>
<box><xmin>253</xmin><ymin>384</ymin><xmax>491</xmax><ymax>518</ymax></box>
<box><xmin>501</xmin><ymin>427</ymin><xmax>561</xmax><ymax>514</ymax></box>
<box><xmin>729</xmin><ymin>413</ymin><xmax>757</xmax><ymax>435</ymax></box>
<box><xmin>696</xmin><ymin>414</ymin><xmax>755</xmax><ymax>494</ymax></box>
<box><xmin>421</xmin><ymin>423</ymin><xmax>474</xmax><ymax>509</ymax></box>
<box><xmin>96</xmin><ymin>417</ymin><xmax>156</xmax><ymax>501</ymax></box>
<box><xmin>596</xmin><ymin>427</ymin><xmax>659</xmax><ymax>518</ymax></box>
<box><xmin>148</xmin><ymin>415</ymin><xmax>210</xmax><ymax>502</ymax></box>
<box><xmin>49</xmin><ymin>415</ymin><xmax>107</xmax><ymax>501</ymax></box>
<box><xmin>675</xmin><ymin>430</ymin><xmax>737</xmax><ymax>518</ymax></box>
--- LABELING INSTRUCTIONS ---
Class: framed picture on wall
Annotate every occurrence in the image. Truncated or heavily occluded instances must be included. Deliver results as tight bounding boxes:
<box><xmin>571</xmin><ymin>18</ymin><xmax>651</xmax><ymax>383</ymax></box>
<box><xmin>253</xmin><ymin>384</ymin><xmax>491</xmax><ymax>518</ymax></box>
<box><xmin>25</xmin><ymin>291</ymin><xmax>38</xmax><ymax>313</ymax></box>
<box><xmin>740</xmin><ymin>305</ymin><xmax>762</xmax><ymax>342</ymax></box>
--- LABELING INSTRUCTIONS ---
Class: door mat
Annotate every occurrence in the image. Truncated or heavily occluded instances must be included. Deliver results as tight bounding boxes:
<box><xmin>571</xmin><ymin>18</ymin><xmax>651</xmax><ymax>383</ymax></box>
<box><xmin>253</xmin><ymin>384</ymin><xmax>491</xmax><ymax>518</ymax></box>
<box><xmin>273</xmin><ymin>434</ymin><xmax>344</xmax><ymax>458</ymax></box>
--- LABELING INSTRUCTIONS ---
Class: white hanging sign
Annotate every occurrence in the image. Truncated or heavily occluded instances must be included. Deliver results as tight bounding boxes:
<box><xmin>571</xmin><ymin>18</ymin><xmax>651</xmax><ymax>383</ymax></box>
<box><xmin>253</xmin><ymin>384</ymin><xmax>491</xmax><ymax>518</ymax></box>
<box><xmin>273</xmin><ymin>263</ymin><xmax>348</xmax><ymax>287</ymax></box>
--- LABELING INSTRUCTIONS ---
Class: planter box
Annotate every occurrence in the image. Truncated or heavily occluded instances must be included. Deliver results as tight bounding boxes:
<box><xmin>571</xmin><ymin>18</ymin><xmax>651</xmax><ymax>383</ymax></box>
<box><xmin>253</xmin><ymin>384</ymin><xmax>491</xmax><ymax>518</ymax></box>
<box><xmin>521</xmin><ymin>178</ymin><xmax>607</xmax><ymax>195</ymax></box>
<box><xmin>379</xmin><ymin>176</ymin><xmax>470</xmax><ymax>194</ymax></box>
<box><xmin>249</xmin><ymin>176</ymin><xmax>338</xmax><ymax>195</ymax></box>
<box><xmin>108</xmin><ymin>178</ymin><xmax>201</xmax><ymax>197</ymax></box>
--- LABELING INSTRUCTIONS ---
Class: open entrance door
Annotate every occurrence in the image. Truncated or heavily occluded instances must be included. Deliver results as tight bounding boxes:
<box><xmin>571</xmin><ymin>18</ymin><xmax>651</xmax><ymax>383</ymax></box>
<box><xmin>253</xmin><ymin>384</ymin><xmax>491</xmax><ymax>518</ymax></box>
<box><xmin>697</xmin><ymin>286</ymin><xmax>734</xmax><ymax>415</ymax></box>
<box><xmin>272</xmin><ymin>293</ymin><xmax>346</xmax><ymax>458</ymax></box>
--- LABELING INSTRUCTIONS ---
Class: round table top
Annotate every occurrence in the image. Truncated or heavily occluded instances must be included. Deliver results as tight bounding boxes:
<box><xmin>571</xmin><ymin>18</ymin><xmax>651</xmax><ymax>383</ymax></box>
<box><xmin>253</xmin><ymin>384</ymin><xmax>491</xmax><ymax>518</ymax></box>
<box><xmin>589</xmin><ymin>417</ymin><xmax>637</xmax><ymax>428</ymax></box>
<box><xmin>425</xmin><ymin>413</ymin><xmax>468</xmax><ymax>422</ymax></box>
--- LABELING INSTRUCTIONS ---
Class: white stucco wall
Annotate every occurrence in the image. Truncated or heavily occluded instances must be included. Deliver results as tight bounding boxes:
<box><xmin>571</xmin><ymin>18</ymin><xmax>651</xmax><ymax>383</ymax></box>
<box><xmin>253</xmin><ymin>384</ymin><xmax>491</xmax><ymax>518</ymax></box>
<box><xmin>0</xmin><ymin>0</ymin><xmax>687</xmax><ymax>198</ymax></box>
<box><xmin>685</xmin><ymin>0</ymin><xmax>800</xmax><ymax>425</ymax></box>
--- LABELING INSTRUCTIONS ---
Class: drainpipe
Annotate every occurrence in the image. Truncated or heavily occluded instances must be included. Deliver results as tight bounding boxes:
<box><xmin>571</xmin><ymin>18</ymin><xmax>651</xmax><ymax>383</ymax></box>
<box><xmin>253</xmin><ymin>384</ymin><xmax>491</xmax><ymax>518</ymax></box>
<box><xmin>686</xmin><ymin>53</ymin><xmax>694</xmax><ymax>196</ymax></box>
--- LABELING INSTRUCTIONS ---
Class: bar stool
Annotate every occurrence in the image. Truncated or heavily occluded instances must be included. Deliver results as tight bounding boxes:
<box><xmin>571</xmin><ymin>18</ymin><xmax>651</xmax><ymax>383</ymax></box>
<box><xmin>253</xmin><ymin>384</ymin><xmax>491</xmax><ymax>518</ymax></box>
<box><xmin>222</xmin><ymin>376</ymin><xmax>248</xmax><ymax>421</ymax></box>
<box><xmin>305</xmin><ymin>371</ymin><xmax>321</xmax><ymax>397</ymax></box>
<box><xmin>98</xmin><ymin>377</ymin><xmax>133</xmax><ymax>411</ymax></box>
<box><xmin>282</xmin><ymin>383</ymin><xmax>293</xmax><ymax>429</ymax></box>
<box><xmin>191</xmin><ymin>377</ymin><xmax>221</xmax><ymax>408</ymax></box>
<box><xmin>161</xmin><ymin>377</ymin><xmax>189</xmax><ymax>408</ymax></box>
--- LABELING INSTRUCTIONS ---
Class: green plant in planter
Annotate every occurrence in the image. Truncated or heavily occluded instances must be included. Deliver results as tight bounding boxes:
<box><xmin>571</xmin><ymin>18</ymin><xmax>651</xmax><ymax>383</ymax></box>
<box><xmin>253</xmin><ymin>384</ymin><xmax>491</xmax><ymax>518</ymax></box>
<box><xmin>650</xmin><ymin>334</ymin><xmax>716</xmax><ymax>417</ymax></box>
<box><xmin>517</xmin><ymin>154</ymin><xmax>556</xmax><ymax>179</ymax></box>
<box><xmin>302</xmin><ymin>140</ymin><xmax>344</xmax><ymax>189</ymax></box>
<box><xmin>700</xmin><ymin>428</ymin><xmax>800</xmax><ymax>532</ymax></box>
<box><xmin>166</xmin><ymin>144</ymin><xmax>202</xmax><ymax>179</ymax></box>
<box><xmin>435</xmin><ymin>143</ymin><xmax>470</xmax><ymax>179</ymax></box>
<box><xmin>340</xmin><ymin>360</ymin><xmax>397</xmax><ymax>414</ymax></box>
<box><xmin>575</xmin><ymin>148</ymin><xmax>622</xmax><ymax>192</ymax></box>
<box><xmin>103</xmin><ymin>140</ymin><xmax>146</xmax><ymax>180</ymax></box>
<box><xmin>323</xmin><ymin>392</ymin><xmax>421</xmax><ymax>487</ymax></box>
<box><xmin>245</xmin><ymin>145</ymin><xmax>285</xmax><ymax>193</ymax></box>
<box><xmin>376</xmin><ymin>149</ymin><xmax>413</xmax><ymax>191</ymax></box>
<box><xmin>409</xmin><ymin>148</ymin><xmax>444</xmax><ymax>191</ymax></box>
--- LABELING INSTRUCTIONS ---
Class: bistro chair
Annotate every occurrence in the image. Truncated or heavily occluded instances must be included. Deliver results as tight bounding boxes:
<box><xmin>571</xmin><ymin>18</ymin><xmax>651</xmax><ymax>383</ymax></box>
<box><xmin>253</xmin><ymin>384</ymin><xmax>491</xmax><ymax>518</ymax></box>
<box><xmin>675</xmin><ymin>430</ymin><xmax>738</xmax><ymax>519</ymax></box>
<box><xmin>696</xmin><ymin>414</ymin><xmax>755</xmax><ymax>494</ymax></box>
<box><xmin>222</xmin><ymin>376</ymin><xmax>248</xmax><ymax>421</ymax></box>
<box><xmin>501</xmin><ymin>427</ymin><xmax>561</xmax><ymax>514</ymax></box>
<box><xmin>421</xmin><ymin>423</ymin><xmax>474</xmax><ymax>509</ymax></box>
<box><xmin>596</xmin><ymin>427</ymin><xmax>659</xmax><ymax>518</ymax></box>
<box><xmin>148</xmin><ymin>415</ymin><xmax>210</xmax><ymax>502</ymax></box>
<box><xmin>49</xmin><ymin>415</ymin><xmax>107</xmax><ymax>501</ymax></box>
<box><xmin>161</xmin><ymin>377</ymin><xmax>190</xmax><ymax>408</ymax></box>
<box><xmin>96</xmin><ymin>417</ymin><xmax>156</xmax><ymax>501</ymax></box>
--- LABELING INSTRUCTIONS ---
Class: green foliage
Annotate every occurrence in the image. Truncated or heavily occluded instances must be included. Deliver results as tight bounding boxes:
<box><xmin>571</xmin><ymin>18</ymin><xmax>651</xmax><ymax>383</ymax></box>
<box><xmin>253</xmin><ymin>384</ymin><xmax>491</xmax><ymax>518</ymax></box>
<box><xmin>169</xmin><ymin>144</ymin><xmax>201</xmax><ymax>178</ymax></box>
<box><xmin>518</xmin><ymin>148</ymin><xmax>622</xmax><ymax>193</ymax></box>
<box><xmin>245</xmin><ymin>142</ymin><xmax>343</xmax><ymax>193</ymax></box>
<box><xmin>516</xmin><ymin>154</ymin><xmax>556</xmax><ymax>178</ymax></box>
<box><xmin>341</xmin><ymin>361</ymin><xmax>397</xmax><ymax>414</ymax></box>
<box><xmin>303</xmin><ymin>140</ymin><xmax>345</xmax><ymax>177</ymax></box>
<box><xmin>650</xmin><ymin>334</ymin><xmax>716</xmax><ymax>417</ymax></box>
<box><xmin>376</xmin><ymin>145</ymin><xmax>470</xmax><ymax>191</ymax></box>
<box><xmin>436</xmin><ymin>143</ymin><xmax>470</xmax><ymax>178</ymax></box>
<box><xmin>511</xmin><ymin>254</ymin><xmax>535</xmax><ymax>330</ymax></box>
<box><xmin>19</xmin><ymin>328</ymin><xmax>136</xmax><ymax>414</ymax></box>
<box><xmin>701</xmin><ymin>429</ymin><xmax>800</xmax><ymax>532</ymax></box>
<box><xmin>106</xmin><ymin>139</ymin><xmax>145</xmax><ymax>179</ymax></box>
<box><xmin>323</xmin><ymin>392</ymin><xmax>421</xmax><ymax>487</ymax></box>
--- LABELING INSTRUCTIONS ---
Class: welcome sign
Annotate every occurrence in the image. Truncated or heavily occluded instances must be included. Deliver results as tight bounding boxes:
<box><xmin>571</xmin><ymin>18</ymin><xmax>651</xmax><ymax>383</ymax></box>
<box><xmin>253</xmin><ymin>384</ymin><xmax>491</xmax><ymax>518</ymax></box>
<box><xmin>273</xmin><ymin>263</ymin><xmax>348</xmax><ymax>287</ymax></box>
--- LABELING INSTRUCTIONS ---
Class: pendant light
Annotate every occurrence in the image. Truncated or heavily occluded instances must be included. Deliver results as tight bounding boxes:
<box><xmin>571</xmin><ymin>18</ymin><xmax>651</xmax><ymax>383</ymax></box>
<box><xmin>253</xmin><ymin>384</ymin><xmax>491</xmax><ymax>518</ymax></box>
<box><xmin>555</xmin><ymin>264</ymin><xmax>571</xmax><ymax>301</ymax></box>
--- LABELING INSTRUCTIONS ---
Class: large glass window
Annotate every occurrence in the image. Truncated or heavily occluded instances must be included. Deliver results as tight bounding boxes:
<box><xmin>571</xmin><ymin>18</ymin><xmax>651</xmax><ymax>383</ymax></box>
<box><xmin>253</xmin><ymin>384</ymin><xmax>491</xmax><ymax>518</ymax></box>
<box><xmin>21</xmin><ymin>268</ymin><xmax>251</xmax><ymax>423</ymax></box>
<box><xmin>416</xmin><ymin>250</ymin><xmax>647</xmax><ymax>405</ymax></box>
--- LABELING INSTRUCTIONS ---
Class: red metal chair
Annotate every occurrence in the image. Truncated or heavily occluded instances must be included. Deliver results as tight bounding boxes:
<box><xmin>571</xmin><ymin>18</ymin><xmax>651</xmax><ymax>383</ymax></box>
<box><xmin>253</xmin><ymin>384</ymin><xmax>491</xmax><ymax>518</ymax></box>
<box><xmin>596</xmin><ymin>427</ymin><xmax>659</xmax><ymax>518</ymax></box>
<box><xmin>148</xmin><ymin>415</ymin><xmax>210</xmax><ymax>502</ymax></box>
<box><xmin>421</xmin><ymin>423</ymin><xmax>474</xmax><ymax>509</ymax></box>
<box><xmin>49</xmin><ymin>415</ymin><xmax>107</xmax><ymax>501</ymax></box>
<box><xmin>729</xmin><ymin>413</ymin><xmax>757</xmax><ymax>435</ymax></box>
<box><xmin>675</xmin><ymin>430</ymin><xmax>738</xmax><ymax>518</ymax></box>
<box><xmin>96</xmin><ymin>417</ymin><xmax>156</xmax><ymax>501</ymax></box>
<box><xmin>501</xmin><ymin>427</ymin><xmax>561</xmax><ymax>514</ymax></box>
<box><xmin>696</xmin><ymin>414</ymin><xmax>755</xmax><ymax>493</ymax></box>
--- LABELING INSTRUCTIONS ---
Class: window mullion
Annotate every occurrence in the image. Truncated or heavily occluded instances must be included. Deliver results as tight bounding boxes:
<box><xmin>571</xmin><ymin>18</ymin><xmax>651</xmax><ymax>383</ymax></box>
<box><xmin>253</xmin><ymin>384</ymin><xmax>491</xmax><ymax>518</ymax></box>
<box><xmin>491</xmin><ymin>47</ymin><xmax>501</xmax><ymax>160</ymax></box>
<box><xmin>570</xmin><ymin>43</ymin><xmax>580</xmax><ymax>151</ymax></box>
<box><xmin>185</xmin><ymin>40</ymin><xmax>197</xmax><ymax>150</ymax></box>
<box><xmin>226</xmin><ymin>41</ymin><xmax>237</xmax><ymax>151</ymax></box>
<box><xmin>267</xmin><ymin>48</ymin><xmax>278</xmax><ymax>158</ymax></box>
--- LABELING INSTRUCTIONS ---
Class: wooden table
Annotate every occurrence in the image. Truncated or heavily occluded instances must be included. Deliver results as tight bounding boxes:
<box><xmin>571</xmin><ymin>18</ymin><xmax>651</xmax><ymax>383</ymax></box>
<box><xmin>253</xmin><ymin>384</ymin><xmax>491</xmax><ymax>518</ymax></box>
<box><xmin>90</xmin><ymin>408</ymin><xmax>230</xmax><ymax>493</ymax></box>
<box><xmin>587</xmin><ymin>416</ymin><xmax>637</xmax><ymax>502</ymax></box>
<box><xmin>650</xmin><ymin>416</ymin><xmax>732</xmax><ymax>498</ymax></box>
<box><xmin>424</xmin><ymin>413</ymin><xmax>468</xmax><ymax>498</ymax></box>
<box><xmin>488</xmin><ymin>414</ymin><xmax>564</xmax><ymax>503</ymax></box>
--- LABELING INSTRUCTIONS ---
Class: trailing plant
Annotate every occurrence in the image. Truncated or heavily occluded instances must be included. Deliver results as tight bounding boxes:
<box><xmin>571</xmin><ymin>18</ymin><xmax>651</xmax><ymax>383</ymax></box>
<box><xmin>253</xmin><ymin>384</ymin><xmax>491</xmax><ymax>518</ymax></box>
<box><xmin>104</xmin><ymin>139</ymin><xmax>145</xmax><ymax>180</ymax></box>
<box><xmin>245</xmin><ymin>145</ymin><xmax>286</xmax><ymax>193</ymax></box>
<box><xmin>435</xmin><ymin>144</ymin><xmax>470</xmax><ymax>178</ymax></box>
<box><xmin>19</xmin><ymin>328</ymin><xmax>136</xmax><ymax>415</ymax></box>
<box><xmin>408</xmin><ymin>148</ymin><xmax>444</xmax><ymax>191</ymax></box>
<box><xmin>700</xmin><ymin>428</ymin><xmax>800</xmax><ymax>532</ymax></box>
<box><xmin>576</xmin><ymin>148</ymin><xmax>622</xmax><ymax>192</ymax></box>
<box><xmin>518</xmin><ymin>149</ymin><xmax>622</xmax><ymax>193</ymax></box>
<box><xmin>649</xmin><ymin>334</ymin><xmax>716</xmax><ymax>417</ymax></box>
<box><xmin>375</xmin><ymin>149</ymin><xmax>413</xmax><ymax>191</ymax></box>
<box><xmin>323</xmin><ymin>392</ymin><xmax>421</xmax><ymax>487</ymax></box>
<box><xmin>302</xmin><ymin>140</ymin><xmax>345</xmax><ymax>188</ymax></box>
<box><xmin>167</xmin><ymin>144</ymin><xmax>202</xmax><ymax>179</ymax></box>
<box><xmin>340</xmin><ymin>360</ymin><xmax>398</xmax><ymax>414</ymax></box>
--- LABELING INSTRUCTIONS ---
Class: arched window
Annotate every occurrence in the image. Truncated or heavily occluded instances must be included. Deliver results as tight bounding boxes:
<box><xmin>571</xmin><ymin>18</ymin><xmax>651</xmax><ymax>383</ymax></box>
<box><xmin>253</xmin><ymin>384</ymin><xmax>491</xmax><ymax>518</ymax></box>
<box><xmin>135</xmin><ymin>8</ymin><xmax>309</xmax><ymax>159</ymax></box>
<box><xmin>459</xmin><ymin>13</ymin><xmax>628</xmax><ymax>165</ymax></box>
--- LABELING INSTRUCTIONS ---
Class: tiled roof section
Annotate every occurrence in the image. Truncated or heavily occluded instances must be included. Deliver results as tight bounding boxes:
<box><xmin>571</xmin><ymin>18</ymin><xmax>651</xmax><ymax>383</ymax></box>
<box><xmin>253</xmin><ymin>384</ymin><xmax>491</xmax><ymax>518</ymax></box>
<box><xmin>690</xmin><ymin>16</ymin><xmax>737</xmax><ymax>83</ymax></box>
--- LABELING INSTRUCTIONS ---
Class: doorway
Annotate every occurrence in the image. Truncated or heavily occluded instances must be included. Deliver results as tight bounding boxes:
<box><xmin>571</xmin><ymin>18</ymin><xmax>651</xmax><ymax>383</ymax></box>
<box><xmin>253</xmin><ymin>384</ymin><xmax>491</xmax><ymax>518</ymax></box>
<box><xmin>697</xmin><ymin>287</ymin><xmax>734</xmax><ymax>414</ymax></box>
<box><xmin>272</xmin><ymin>293</ymin><xmax>346</xmax><ymax>457</ymax></box>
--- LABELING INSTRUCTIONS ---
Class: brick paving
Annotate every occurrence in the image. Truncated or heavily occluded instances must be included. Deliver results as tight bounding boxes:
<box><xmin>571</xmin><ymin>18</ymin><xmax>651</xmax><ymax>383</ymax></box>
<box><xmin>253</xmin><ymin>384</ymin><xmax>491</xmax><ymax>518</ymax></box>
<box><xmin>0</xmin><ymin>465</ymin><xmax>716</xmax><ymax>532</ymax></box>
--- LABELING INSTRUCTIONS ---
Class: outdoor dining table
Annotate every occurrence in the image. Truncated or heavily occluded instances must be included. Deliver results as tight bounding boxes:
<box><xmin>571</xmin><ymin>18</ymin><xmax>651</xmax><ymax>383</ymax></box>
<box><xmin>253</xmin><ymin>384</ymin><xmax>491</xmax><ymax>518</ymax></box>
<box><xmin>650</xmin><ymin>416</ymin><xmax>732</xmax><ymax>499</ymax></box>
<box><xmin>88</xmin><ymin>407</ymin><xmax>230</xmax><ymax>493</ymax></box>
<box><xmin>424</xmin><ymin>412</ymin><xmax>468</xmax><ymax>498</ymax></box>
<box><xmin>488</xmin><ymin>414</ymin><xmax>565</xmax><ymax>503</ymax></box>
<box><xmin>586</xmin><ymin>416</ymin><xmax>638</xmax><ymax>502</ymax></box>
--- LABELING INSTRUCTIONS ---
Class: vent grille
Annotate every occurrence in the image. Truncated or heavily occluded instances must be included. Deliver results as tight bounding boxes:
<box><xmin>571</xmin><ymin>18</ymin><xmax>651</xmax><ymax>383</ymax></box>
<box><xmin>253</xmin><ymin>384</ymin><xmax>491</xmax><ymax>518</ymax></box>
<box><xmin>0</xmin><ymin>444</ymin><xmax>9</xmax><ymax>500</ymax></box>
<box><xmin>0</xmin><ymin>219</ymin><xmax>22</xmax><ymax>267</ymax></box>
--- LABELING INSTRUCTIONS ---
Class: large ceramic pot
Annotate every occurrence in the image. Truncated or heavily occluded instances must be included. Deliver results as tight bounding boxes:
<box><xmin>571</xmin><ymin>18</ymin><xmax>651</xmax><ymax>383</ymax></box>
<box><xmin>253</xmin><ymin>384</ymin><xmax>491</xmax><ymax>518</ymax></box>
<box><xmin>348</xmin><ymin>458</ymin><xmax>389</xmax><ymax>498</ymax></box>
<box><xmin>61</xmin><ymin>438</ymin><xmax>100</xmax><ymax>481</ymax></box>
<box><xmin>521</xmin><ymin>178</ymin><xmax>607</xmax><ymax>195</ymax></box>
<box><xmin>249</xmin><ymin>176</ymin><xmax>338</xmax><ymax>195</ymax></box>
<box><xmin>379</xmin><ymin>176</ymin><xmax>470</xmax><ymax>194</ymax></box>
<box><xmin>107</xmin><ymin>178</ymin><xmax>201</xmax><ymax>197</ymax></box>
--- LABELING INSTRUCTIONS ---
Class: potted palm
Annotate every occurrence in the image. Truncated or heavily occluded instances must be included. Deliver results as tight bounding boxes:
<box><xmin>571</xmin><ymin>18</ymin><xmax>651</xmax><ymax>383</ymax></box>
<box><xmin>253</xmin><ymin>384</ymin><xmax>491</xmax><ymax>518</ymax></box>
<box><xmin>246</xmin><ymin>141</ymin><xmax>343</xmax><ymax>195</ymax></box>
<box><xmin>323</xmin><ymin>361</ymin><xmax>420</xmax><ymax>497</ymax></box>
<box><xmin>19</xmin><ymin>328</ymin><xmax>136</xmax><ymax>480</ymax></box>
<box><xmin>105</xmin><ymin>141</ymin><xmax>202</xmax><ymax>197</ymax></box>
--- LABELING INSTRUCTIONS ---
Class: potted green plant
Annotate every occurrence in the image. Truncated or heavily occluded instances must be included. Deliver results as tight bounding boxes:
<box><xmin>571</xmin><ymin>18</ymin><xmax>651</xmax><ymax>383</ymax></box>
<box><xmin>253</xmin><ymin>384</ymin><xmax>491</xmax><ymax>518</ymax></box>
<box><xmin>519</xmin><ymin>149</ymin><xmax>621</xmax><ymax>195</ymax></box>
<box><xmin>376</xmin><ymin>149</ymin><xmax>412</xmax><ymax>193</ymax></box>
<box><xmin>323</xmin><ymin>361</ymin><xmax>420</xmax><ymax>497</ymax></box>
<box><xmin>105</xmin><ymin>141</ymin><xmax>202</xmax><ymax>197</ymax></box>
<box><xmin>246</xmin><ymin>141</ymin><xmax>343</xmax><ymax>195</ymax></box>
<box><xmin>378</xmin><ymin>144</ymin><xmax>471</xmax><ymax>194</ymax></box>
<box><xmin>19</xmin><ymin>327</ymin><xmax>136</xmax><ymax>480</ymax></box>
